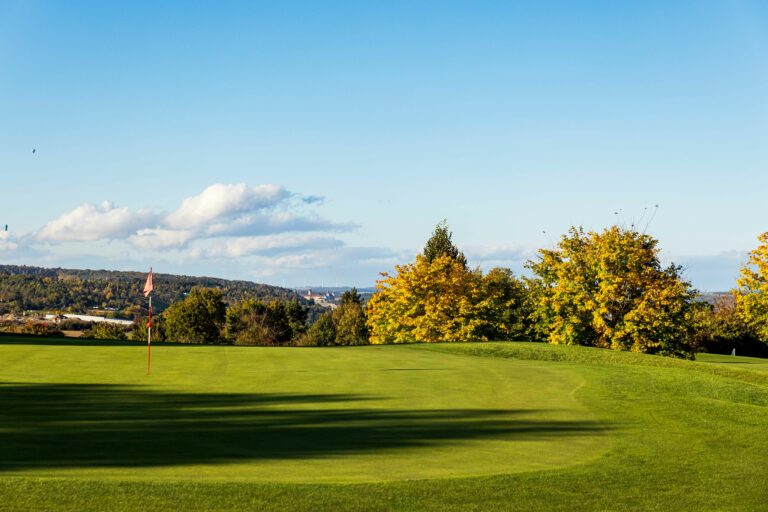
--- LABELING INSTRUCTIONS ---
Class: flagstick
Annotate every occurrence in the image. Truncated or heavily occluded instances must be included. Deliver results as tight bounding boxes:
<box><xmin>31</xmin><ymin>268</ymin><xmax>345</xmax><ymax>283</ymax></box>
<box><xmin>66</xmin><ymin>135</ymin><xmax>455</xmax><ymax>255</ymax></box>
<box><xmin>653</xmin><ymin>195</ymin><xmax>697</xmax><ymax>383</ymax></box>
<box><xmin>147</xmin><ymin>294</ymin><xmax>152</xmax><ymax>375</ymax></box>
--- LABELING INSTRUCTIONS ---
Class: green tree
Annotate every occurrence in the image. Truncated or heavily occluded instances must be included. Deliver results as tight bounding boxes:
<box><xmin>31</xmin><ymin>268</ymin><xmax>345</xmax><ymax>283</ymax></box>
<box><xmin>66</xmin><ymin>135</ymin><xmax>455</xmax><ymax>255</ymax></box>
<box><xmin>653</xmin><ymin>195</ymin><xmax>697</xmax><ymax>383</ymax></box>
<box><xmin>527</xmin><ymin>226</ymin><xmax>695</xmax><ymax>358</ymax></box>
<box><xmin>83</xmin><ymin>322</ymin><xmax>128</xmax><ymax>341</ymax></box>
<box><xmin>423</xmin><ymin>220</ymin><xmax>467</xmax><ymax>268</ymax></box>
<box><xmin>300</xmin><ymin>311</ymin><xmax>337</xmax><ymax>346</ymax></box>
<box><xmin>225</xmin><ymin>299</ymin><xmax>304</xmax><ymax>345</ymax></box>
<box><xmin>130</xmin><ymin>315</ymin><xmax>166</xmax><ymax>342</ymax></box>
<box><xmin>333</xmin><ymin>289</ymin><xmax>369</xmax><ymax>345</ymax></box>
<box><xmin>476</xmin><ymin>267</ymin><xmax>531</xmax><ymax>341</ymax></box>
<box><xmin>736</xmin><ymin>232</ymin><xmax>768</xmax><ymax>342</ymax></box>
<box><xmin>163</xmin><ymin>287</ymin><xmax>226</xmax><ymax>344</ymax></box>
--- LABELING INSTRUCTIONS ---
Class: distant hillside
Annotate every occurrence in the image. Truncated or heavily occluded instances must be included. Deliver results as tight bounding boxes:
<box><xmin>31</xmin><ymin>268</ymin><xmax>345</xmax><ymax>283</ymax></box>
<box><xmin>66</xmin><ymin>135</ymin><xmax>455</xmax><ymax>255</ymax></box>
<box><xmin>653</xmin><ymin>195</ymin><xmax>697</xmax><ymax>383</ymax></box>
<box><xmin>0</xmin><ymin>265</ymin><xmax>317</xmax><ymax>319</ymax></box>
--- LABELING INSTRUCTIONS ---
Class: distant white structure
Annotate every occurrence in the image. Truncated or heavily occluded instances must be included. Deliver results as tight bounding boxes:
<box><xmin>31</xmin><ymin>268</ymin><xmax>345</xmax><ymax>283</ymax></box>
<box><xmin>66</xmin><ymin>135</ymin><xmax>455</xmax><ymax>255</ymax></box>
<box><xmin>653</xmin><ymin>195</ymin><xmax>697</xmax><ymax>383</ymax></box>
<box><xmin>44</xmin><ymin>314</ymin><xmax>133</xmax><ymax>327</ymax></box>
<box><xmin>302</xmin><ymin>289</ymin><xmax>337</xmax><ymax>309</ymax></box>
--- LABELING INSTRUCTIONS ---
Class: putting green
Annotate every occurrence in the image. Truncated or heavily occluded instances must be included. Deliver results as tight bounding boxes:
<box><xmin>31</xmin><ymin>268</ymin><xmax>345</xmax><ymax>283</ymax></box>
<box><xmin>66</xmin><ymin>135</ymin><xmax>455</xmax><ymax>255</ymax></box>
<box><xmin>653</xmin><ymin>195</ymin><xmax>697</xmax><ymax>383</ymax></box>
<box><xmin>0</xmin><ymin>341</ymin><xmax>607</xmax><ymax>483</ymax></box>
<box><xmin>2</xmin><ymin>338</ymin><xmax>768</xmax><ymax>511</ymax></box>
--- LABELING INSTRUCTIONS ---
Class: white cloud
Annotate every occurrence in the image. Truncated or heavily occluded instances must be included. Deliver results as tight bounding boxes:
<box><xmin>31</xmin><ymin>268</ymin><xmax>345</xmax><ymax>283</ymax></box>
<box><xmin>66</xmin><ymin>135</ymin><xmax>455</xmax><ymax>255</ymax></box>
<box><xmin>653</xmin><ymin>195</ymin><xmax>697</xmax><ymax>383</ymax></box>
<box><xmin>0</xmin><ymin>230</ymin><xmax>19</xmax><ymax>251</ymax></box>
<box><xmin>254</xmin><ymin>245</ymin><xmax>401</xmax><ymax>270</ymax></box>
<box><xmin>205</xmin><ymin>212</ymin><xmax>357</xmax><ymax>237</ymax></box>
<box><xmin>164</xmin><ymin>183</ymin><xmax>289</xmax><ymax>230</ymax></box>
<box><xmin>129</xmin><ymin>228</ymin><xmax>196</xmax><ymax>250</ymax></box>
<box><xmin>216</xmin><ymin>235</ymin><xmax>344</xmax><ymax>258</ymax></box>
<box><xmin>465</xmin><ymin>244</ymin><xmax>532</xmax><ymax>262</ymax></box>
<box><xmin>36</xmin><ymin>201</ymin><xmax>158</xmax><ymax>242</ymax></box>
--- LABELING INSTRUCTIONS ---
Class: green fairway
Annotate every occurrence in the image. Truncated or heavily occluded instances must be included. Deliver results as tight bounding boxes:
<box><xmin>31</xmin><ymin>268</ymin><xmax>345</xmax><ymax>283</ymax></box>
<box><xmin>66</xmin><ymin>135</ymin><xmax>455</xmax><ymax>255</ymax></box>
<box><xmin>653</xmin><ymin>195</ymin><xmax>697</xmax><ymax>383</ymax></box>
<box><xmin>696</xmin><ymin>352</ymin><xmax>768</xmax><ymax>374</ymax></box>
<box><xmin>1</xmin><ymin>337</ymin><xmax>767</xmax><ymax>511</ymax></box>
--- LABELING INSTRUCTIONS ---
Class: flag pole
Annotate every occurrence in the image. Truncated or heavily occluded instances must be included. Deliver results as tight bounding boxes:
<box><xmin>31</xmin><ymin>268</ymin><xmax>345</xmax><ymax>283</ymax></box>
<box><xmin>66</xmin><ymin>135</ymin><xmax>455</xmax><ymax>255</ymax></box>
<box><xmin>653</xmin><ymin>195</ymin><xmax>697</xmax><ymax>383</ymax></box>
<box><xmin>144</xmin><ymin>267</ymin><xmax>154</xmax><ymax>376</ymax></box>
<box><xmin>147</xmin><ymin>294</ymin><xmax>152</xmax><ymax>375</ymax></box>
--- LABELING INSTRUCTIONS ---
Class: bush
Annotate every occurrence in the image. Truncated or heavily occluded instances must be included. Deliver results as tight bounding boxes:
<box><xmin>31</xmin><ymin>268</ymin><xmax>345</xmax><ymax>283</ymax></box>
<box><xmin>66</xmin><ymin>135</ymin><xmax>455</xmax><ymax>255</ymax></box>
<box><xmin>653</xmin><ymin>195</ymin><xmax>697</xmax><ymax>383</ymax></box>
<box><xmin>82</xmin><ymin>322</ymin><xmax>129</xmax><ymax>341</ymax></box>
<box><xmin>19</xmin><ymin>322</ymin><xmax>62</xmax><ymax>337</ymax></box>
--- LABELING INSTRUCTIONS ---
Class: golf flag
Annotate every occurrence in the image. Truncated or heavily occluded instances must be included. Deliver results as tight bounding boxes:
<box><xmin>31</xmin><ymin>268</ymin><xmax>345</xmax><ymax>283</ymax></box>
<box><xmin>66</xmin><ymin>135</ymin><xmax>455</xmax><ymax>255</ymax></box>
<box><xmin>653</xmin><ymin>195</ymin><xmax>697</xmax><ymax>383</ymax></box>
<box><xmin>144</xmin><ymin>268</ymin><xmax>154</xmax><ymax>375</ymax></box>
<box><xmin>143</xmin><ymin>269</ymin><xmax>154</xmax><ymax>297</ymax></box>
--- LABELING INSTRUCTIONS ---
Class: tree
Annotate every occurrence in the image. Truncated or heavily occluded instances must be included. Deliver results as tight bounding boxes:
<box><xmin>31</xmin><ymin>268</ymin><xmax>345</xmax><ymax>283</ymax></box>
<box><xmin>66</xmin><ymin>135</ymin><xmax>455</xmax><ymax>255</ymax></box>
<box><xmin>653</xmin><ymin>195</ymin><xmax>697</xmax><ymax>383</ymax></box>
<box><xmin>366</xmin><ymin>255</ymin><xmax>488</xmax><ymax>344</ymax></box>
<box><xmin>736</xmin><ymin>232</ymin><xmax>768</xmax><ymax>342</ymax></box>
<box><xmin>301</xmin><ymin>311</ymin><xmax>337</xmax><ymax>346</ymax></box>
<box><xmin>423</xmin><ymin>220</ymin><xmax>467</xmax><ymax>268</ymax></box>
<box><xmin>339</xmin><ymin>288</ymin><xmax>362</xmax><ymax>307</ymax></box>
<box><xmin>689</xmin><ymin>295</ymin><xmax>765</xmax><ymax>356</ymax></box>
<box><xmin>333</xmin><ymin>289</ymin><xmax>369</xmax><ymax>345</ymax></box>
<box><xmin>475</xmin><ymin>267</ymin><xmax>531</xmax><ymax>341</ymax></box>
<box><xmin>225</xmin><ymin>299</ymin><xmax>305</xmax><ymax>345</ymax></box>
<box><xmin>163</xmin><ymin>287</ymin><xmax>226</xmax><ymax>344</ymax></box>
<box><xmin>130</xmin><ymin>315</ymin><xmax>166</xmax><ymax>342</ymax></box>
<box><xmin>527</xmin><ymin>226</ymin><xmax>695</xmax><ymax>358</ymax></box>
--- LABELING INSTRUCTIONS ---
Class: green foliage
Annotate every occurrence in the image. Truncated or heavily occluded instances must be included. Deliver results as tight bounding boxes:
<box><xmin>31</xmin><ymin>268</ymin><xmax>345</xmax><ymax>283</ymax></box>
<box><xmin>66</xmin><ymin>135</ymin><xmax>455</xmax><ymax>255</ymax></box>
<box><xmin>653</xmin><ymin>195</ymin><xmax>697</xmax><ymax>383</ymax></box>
<box><xmin>333</xmin><ymin>301</ymin><xmax>369</xmax><ymax>346</ymax></box>
<box><xmin>299</xmin><ymin>289</ymin><xmax>369</xmax><ymax>346</ymax></box>
<box><xmin>225</xmin><ymin>299</ymin><xmax>308</xmax><ymax>345</ymax></box>
<box><xmin>299</xmin><ymin>311</ymin><xmax>337</xmax><ymax>346</ymax></box>
<box><xmin>130</xmin><ymin>315</ymin><xmax>166</xmax><ymax>342</ymax></box>
<box><xmin>475</xmin><ymin>268</ymin><xmax>531</xmax><ymax>341</ymax></box>
<box><xmin>163</xmin><ymin>288</ymin><xmax>226</xmax><ymax>344</ymax></box>
<box><xmin>339</xmin><ymin>288</ymin><xmax>362</xmax><ymax>307</ymax></box>
<box><xmin>423</xmin><ymin>220</ymin><xmax>467</xmax><ymax>267</ymax></box>
<box><xmin>527</xmin><ymin>226</ymin><xmax>696</xmax><ymax>358</ymax></box>
<box><xmin>689</xmin><ymin>296</ymin><xmax>766</xmax><ymax>357</ymax></box>
<box><xmin>82</xmin><ymin>322</ymin><xmax>129</xmax><ymax>341</ymax></box>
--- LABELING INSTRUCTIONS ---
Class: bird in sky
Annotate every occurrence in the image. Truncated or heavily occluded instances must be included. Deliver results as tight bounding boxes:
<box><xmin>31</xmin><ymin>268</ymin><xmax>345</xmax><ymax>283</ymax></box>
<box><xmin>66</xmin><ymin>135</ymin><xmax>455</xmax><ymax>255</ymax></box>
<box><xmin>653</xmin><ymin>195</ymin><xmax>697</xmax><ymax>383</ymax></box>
<box><xmin>32</xmin><ymin>148</ymin><xmax>36</xmax><ymax>154</ymax></box>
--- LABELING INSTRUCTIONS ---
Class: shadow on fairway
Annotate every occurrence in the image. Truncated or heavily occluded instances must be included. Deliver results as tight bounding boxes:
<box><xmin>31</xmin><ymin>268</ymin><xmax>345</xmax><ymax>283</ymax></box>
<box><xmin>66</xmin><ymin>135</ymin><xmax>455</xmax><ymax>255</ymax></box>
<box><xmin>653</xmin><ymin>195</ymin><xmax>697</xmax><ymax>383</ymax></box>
<box><xmin>0</xmin><ymin>383</ymin><xmax>610</xmax><ymax>471</ymax></box>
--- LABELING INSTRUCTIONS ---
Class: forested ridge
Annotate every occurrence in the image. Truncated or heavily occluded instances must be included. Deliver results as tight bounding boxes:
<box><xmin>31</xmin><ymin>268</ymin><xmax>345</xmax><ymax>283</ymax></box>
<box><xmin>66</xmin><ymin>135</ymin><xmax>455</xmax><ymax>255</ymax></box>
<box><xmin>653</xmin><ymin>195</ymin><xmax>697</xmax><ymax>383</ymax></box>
<box><xmin>0</xmin><ymin>265</ymin><xmax>312</xmax><ymax>318</ymax></box>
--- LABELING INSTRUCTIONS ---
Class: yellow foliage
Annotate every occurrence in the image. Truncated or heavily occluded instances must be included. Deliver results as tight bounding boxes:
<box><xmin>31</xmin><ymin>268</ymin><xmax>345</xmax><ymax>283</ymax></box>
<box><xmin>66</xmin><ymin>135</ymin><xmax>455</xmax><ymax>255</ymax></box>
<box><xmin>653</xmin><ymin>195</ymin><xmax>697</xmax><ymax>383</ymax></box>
<box><xmin>366</xmin><ymin>255</ymin><xmax>489</xmax><ymax>344</ymax></box>
<box><xmin>528</xmin><ymin>226</ymin><xmax>695</xmax><ymax>358</ymax></box>
<box><xmin>736</xmin><ymin>232</ymin><xmax>768</xmax><ymax>341</ymax></box>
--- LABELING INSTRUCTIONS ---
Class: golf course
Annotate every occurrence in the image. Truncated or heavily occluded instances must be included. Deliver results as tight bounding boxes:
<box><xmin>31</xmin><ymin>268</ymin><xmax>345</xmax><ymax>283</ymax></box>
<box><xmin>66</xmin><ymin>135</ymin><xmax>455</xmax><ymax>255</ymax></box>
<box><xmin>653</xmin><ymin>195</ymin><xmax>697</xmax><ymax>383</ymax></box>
<box><xmin>1</xmin><ymin>337</ymin><xmax>766</xmax><ymax>511</ymax></box>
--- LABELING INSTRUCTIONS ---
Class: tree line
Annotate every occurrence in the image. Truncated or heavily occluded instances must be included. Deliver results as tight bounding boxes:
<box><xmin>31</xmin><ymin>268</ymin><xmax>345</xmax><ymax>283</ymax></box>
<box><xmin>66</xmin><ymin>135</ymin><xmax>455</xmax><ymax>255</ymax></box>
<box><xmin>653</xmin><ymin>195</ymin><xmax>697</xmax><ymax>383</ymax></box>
<box><xmin>116</xmin><ymin>287</ymin><xmax>367</xmax><ymax>346</ymax></box>
<box><xmin>363</xmin><ymin>221</ymin><xmax>768</xmax><ymax>358</ymax></box>
<box><xmin>6</xmin><ymin>222</ymin><xmax>768</xmax><ymax>358</ymax></box>
<box><xmin>0</xmin><ymin>265</ymin><xmax>322</xmax><ymax>319</ymax></box>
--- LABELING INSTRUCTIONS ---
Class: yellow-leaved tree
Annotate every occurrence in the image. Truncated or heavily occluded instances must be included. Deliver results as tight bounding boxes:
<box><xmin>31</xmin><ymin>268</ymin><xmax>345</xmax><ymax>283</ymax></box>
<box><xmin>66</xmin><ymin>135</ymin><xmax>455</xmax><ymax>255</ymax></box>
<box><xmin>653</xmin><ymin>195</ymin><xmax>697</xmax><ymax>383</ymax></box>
<box><xmin>736</xmin><ymin>232</ymin><xmax>768</xmax><ymax>342</ymax></box>
<box><xmin>527</xmin><ymin>226</ymin><xmax>696</xmax><ymax>358</ymax></box>
<box><xmin>366</xmin><ymin>254</ymin><xmax>487</xmax><ymax>343</ymax></box>
<box><xmin>366</xmin><ymin>222</ymin><xmax>530</xmax><ymax>344</ymax></box>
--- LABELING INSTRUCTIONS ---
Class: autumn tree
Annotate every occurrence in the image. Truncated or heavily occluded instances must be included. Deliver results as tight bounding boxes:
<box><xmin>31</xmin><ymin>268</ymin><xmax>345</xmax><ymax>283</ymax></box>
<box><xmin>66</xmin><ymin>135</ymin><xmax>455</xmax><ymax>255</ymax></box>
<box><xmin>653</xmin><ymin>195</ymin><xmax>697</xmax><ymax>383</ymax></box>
<box><xmin>527</xmin><ymin>226</ymin><xmax>695</xmax><ymax>358</ymax></box>
<box><xmin>366</xmin><ymin>255</ymin><xmax>489</xmax><ymax>344</ymax></box>
<box><xmin>735</xmin><ymin>232</ymin><xmax>768</xmax><ymax>342</ymax></box>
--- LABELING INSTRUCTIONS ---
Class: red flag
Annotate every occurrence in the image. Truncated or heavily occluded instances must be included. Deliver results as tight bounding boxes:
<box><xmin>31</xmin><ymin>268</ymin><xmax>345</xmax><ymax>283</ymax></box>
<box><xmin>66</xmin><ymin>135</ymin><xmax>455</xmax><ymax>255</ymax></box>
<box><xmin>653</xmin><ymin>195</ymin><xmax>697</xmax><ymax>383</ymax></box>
<box><xmin>143</xmin><ymin>269</ymin><xmax>154</xmax><ymax>297</ymax></box>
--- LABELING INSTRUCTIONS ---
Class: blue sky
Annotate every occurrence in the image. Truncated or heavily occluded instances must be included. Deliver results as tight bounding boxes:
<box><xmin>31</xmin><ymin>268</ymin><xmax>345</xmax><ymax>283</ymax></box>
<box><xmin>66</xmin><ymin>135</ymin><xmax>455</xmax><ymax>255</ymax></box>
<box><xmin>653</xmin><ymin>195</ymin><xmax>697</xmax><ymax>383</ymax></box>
<box><xmin>1</xmin><ymin>0</ymin><xmax>767</xmax><ymax>290</ymax></box>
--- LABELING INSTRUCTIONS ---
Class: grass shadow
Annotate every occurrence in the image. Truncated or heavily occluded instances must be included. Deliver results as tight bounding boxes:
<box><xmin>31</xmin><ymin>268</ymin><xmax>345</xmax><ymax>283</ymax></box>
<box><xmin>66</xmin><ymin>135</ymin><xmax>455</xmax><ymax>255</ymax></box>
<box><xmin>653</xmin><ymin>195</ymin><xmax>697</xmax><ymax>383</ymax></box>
<box><xmin>0</xmin><ymin>383</ymin><xmax>610</xmax><ymax>471</ymax></box>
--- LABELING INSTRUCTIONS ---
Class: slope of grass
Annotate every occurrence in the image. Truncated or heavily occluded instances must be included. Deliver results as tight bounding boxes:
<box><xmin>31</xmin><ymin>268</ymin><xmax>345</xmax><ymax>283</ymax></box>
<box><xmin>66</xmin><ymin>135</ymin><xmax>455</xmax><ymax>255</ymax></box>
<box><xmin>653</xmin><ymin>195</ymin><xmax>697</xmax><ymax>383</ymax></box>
<box><xmin>1</xmin><ymin>338</ymin><xmax>767</xmax><ymax>511</ymax></box>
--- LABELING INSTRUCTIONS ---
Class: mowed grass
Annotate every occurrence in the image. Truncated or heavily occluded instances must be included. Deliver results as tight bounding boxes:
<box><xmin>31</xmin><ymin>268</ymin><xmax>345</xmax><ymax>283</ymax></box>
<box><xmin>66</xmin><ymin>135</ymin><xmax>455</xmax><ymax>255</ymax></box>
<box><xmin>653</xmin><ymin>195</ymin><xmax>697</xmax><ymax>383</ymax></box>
<box><xmin>696</xmin><ymin>352</ymin><xmax>768</xmax><ymax>374</ymax></box>
<box><xmin>1</xmin><ymin>337</ymin><xmax>767</xmax><ymax>511</ymax></box>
